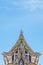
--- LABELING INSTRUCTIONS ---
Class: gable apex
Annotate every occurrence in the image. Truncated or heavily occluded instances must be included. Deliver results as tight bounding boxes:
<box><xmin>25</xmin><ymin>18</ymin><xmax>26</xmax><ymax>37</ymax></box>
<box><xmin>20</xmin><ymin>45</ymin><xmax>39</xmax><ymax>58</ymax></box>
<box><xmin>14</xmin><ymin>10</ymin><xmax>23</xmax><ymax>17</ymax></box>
<box><xmin>19</xmin><ymin>30</ymin><xmax>24</xmax><ymax>40</ymax></box>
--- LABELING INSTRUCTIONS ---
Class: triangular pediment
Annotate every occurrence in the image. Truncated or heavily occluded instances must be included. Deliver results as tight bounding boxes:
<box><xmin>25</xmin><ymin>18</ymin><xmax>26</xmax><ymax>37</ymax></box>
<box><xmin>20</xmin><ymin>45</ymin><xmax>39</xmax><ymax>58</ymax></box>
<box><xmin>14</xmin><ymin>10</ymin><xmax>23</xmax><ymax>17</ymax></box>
<box><xmin>2</xmin><ymin>31</ymin><xmax>41</xmax><ymax>65</ymax></box>
<box><xmin>2</xmin><ymin>31</ymin><xmax>41</xmax><ymax>56</ymax></box>
<box><xmin>9</xmin><ymin>31</ymin><xmax>34</xmax><ymax>54</ymax></box>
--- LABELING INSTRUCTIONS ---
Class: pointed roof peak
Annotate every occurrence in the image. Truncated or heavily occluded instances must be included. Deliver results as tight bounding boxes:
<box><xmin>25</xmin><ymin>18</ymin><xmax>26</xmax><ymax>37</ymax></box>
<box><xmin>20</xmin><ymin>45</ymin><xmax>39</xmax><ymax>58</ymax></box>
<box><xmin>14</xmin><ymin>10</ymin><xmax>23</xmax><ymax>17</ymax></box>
<box><xmin>19</xmin><ymin>30</ymin><xmax>24</xmax><ymax>39</ymax></box>
<box><xmin>20</xmin><ymin>29</ymin><xmax>23</xmax><ymax>35</ymax></box>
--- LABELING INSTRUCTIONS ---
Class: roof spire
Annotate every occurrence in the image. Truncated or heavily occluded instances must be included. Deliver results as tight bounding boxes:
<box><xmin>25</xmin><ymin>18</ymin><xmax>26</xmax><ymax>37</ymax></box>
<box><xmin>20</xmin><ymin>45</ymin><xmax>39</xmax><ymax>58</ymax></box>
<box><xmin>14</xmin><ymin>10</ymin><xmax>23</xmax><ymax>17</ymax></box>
<box><xmin>19</xmin><ymin>30</ymin><xmax>24</xmax><ymax>39</ymax></box>
<box><xmin>21</xmin><ymin>29</ymin><xmax>23</xmax><ymax>35</ymax></box>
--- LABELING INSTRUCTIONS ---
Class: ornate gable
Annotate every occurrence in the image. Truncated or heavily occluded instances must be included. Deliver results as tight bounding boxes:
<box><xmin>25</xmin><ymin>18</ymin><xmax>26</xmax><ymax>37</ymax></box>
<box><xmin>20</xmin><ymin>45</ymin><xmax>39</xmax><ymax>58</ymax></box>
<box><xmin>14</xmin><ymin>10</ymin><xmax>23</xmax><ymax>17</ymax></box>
<box><xmin>9</xmin><ymin>31</ymin><xmax>34</xmax><ymax>54</ymax></box>
<box><xmin>2</xmin><ymin>31</ymin><xmax>41</xmax><ymax>65</ymax></box>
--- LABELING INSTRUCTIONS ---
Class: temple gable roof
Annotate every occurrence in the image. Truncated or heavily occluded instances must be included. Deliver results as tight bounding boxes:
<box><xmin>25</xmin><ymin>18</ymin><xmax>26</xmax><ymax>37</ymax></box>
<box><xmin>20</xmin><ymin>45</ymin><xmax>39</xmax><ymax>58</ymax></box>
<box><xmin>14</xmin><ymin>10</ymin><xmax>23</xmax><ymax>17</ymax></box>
<box><xmin>9</xmin><ymin>31</ymin><xmax>34</xmax><ymax>53</ymax></box>
<box><xmin>2</xmin><ymin>31</ymin><xmax>41</xmax><ymax>56</ymax></box>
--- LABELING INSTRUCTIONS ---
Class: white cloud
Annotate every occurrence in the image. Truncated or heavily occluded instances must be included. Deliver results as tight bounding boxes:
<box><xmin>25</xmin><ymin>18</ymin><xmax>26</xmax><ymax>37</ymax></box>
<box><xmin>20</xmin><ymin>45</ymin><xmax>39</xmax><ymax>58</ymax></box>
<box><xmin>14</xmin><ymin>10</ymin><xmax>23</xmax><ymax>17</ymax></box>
<box><xmin>13</xmin><ymin>0</ymin><xmax>43</xmax><ymax>10</ymax></box>
<box><xmin>1</xmin><ymin>0</ymin><xmax>43</xmax><ymax>11</ymax></box>
<box><xmin>22</xmin><ymin>0</ymin><xmax>43</xmax><ymax>10</ymax></box>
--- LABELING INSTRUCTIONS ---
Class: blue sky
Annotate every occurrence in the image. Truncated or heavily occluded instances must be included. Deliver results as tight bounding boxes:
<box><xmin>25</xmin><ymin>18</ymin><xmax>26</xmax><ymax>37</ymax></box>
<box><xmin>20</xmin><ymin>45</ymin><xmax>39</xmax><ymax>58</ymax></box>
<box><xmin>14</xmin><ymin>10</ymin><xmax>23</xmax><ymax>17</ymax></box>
<box><xmin>0</xmin><ymin>0</ymin><xmax>43</xmax><ymax>65</ymax></box>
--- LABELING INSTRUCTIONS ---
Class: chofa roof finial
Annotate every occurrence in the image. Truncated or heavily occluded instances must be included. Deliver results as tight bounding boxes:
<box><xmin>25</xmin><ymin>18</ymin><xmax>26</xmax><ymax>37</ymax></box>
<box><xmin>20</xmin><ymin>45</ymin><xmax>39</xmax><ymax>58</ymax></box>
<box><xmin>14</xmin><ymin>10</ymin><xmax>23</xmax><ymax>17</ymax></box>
<box><xmin>20</xmin><ymin>29</ymin><xmax>23</xmax><ymax>35</ymax></box>
<box><xmin>19</xmin><ymin>29</ymin><xmax>24</xmax><ymax>39</ymax></box>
